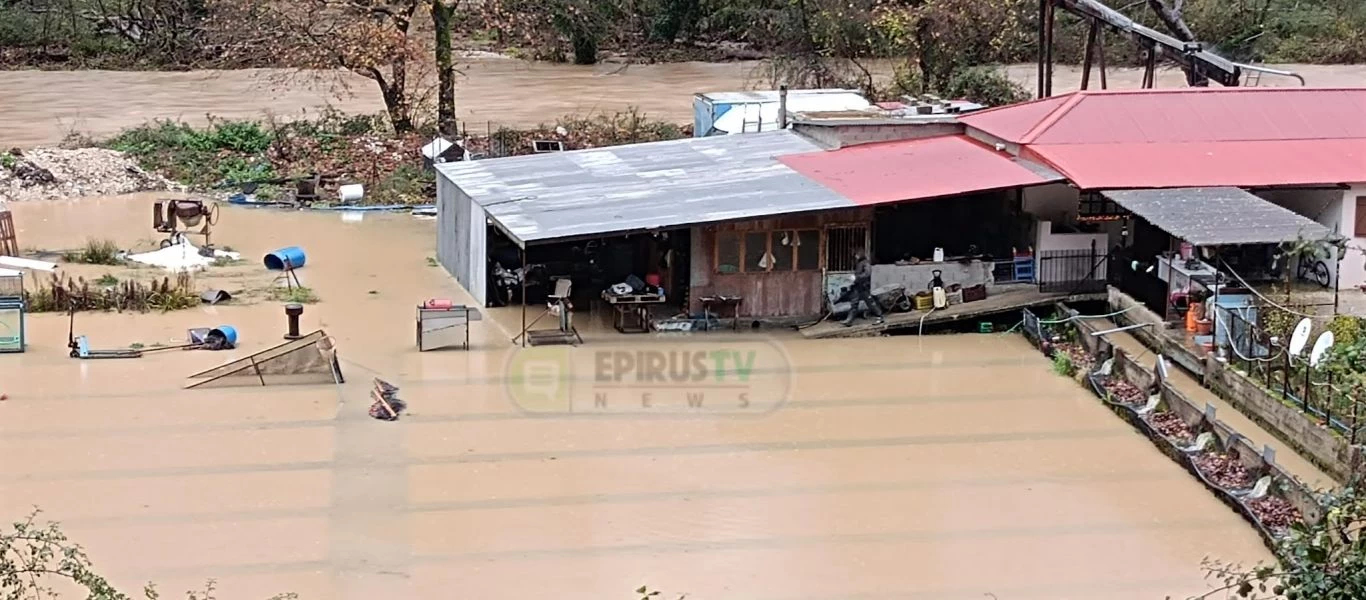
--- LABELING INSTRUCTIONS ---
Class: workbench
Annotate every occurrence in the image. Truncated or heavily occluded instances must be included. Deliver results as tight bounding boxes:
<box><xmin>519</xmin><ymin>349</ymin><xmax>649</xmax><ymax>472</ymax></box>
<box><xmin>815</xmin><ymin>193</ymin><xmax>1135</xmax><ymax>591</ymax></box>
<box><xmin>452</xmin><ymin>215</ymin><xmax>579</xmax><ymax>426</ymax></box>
<box><xmin>602</xmin><ymin>292</ymin><xmax>664</xmax><ymax>333</ymax></box>
<box><xmin>416</xmin><ymin>304</ymin><xmax>482</xmax><ymax>351</ymax></box>
<box><xmin>700</xmin><ymin>295</ymin><xmax>743</xmax><ymax>332</ymax></box>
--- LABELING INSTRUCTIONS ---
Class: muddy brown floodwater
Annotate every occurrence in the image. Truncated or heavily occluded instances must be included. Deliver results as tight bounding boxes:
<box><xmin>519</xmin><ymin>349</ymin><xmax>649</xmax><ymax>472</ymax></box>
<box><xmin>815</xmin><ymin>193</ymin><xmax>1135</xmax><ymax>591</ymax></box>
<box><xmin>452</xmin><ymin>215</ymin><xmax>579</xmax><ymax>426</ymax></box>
<box><xmin>3</xmin><ymin>59</ymin><xmax>1366</xmax><ymax>147</ymax></box>
<box><xmin>0</xmin><ymin>194</ymin><xmax>1274</xmax><ymax>599</ymax></box>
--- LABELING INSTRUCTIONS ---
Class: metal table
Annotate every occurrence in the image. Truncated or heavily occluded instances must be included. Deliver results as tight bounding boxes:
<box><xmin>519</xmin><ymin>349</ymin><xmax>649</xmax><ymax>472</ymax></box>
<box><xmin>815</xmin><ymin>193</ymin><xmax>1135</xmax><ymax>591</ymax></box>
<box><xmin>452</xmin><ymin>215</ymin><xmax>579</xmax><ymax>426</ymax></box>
<box><xmin>700</xmin><ymin>295</ymin><xmax>743</xmax><ymax>332</ymax></box>
<box><xmin>602</xmin><ymin>292</ymin><xmax>664</xmax><ymax>333</ymax></box>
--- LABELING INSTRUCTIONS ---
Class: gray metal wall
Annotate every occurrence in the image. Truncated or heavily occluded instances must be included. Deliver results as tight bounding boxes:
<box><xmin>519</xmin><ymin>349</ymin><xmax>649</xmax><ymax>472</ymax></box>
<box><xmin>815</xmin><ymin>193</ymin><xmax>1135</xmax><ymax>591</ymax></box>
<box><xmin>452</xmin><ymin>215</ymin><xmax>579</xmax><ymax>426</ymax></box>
<box><xmin>436</xmin><ymin>174</ymin><xmax>488</xmax><ymax>306</ymax></box>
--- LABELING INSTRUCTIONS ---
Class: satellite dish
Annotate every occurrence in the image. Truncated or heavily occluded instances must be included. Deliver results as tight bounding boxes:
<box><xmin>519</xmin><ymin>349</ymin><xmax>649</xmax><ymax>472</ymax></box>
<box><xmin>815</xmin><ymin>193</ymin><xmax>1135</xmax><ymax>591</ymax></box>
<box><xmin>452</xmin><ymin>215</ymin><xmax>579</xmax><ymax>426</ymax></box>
<box><xmin>1289</xmin><ymin>319</ymin><xmax>1313</xmax><ymax>357</ymax></box>
<box><xmin>1310</xmin><ymin>331</ymin><xmax>1335</xmax><ymax>368</ymax></box>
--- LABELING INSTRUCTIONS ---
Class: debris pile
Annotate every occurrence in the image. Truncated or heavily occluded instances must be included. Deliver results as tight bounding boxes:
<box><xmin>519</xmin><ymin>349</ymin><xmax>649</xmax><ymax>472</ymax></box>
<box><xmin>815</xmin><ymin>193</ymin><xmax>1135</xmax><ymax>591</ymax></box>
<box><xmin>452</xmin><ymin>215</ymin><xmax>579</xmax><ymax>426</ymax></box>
<box><xmin>1247</xmin><ymin>495</ymin><xmax>1302</xmax><ymax>535</ymax></box>
<box><xmin>0</xmin><ymin>148</ymin><xmax>177</xmax><ymax>201</ymax></box>
<box><xmin>1097</xmin><ymin>376</ymin><xmax>1143</xmax><ymax>404</ymax></box>
<box><xmin>1148</xmin><ymin>411</ymin><xmax>1196</xmax><ymax>444</ymax></box>
<box><xmin>1194</xmin><ymin>451</ymin><xmax>1255</xmax><ymax>489</ymax></box>
<box><xmin>369</xmin><ymin>377</ymin><xmax>406</xmax><ymax>421</ymax></box>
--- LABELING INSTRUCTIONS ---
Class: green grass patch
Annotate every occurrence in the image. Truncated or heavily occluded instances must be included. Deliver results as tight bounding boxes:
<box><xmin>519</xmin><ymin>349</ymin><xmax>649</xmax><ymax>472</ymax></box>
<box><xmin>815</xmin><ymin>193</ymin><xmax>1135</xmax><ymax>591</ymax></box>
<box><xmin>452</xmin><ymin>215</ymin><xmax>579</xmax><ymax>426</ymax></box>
<box><xmin>270</xmin><ymin>286</ymin><xmax>320</xmax><ymax>304</ymax></box>
<box><xmin>63</xmin><ymin>239</ymin><xmax>122</xmax><ymax>265</ymax></box>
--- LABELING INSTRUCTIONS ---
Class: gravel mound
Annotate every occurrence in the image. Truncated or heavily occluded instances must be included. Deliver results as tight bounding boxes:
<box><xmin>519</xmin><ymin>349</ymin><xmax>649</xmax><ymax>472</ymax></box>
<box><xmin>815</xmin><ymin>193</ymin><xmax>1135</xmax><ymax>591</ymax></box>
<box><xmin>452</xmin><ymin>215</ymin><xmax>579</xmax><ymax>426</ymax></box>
<box><xmin>0</xmin><ymin>148</ymin><xmax>179</xmax><ymax>201</ymax></box>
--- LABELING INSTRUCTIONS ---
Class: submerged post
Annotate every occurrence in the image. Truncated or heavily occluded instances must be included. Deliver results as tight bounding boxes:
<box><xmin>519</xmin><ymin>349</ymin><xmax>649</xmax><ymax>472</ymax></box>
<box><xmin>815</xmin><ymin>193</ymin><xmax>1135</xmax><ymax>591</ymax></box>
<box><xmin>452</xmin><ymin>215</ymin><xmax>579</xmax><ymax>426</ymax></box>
<box><xmin>778</xmin><ymin>85</ymin><xmax>789</xmax><ymax>130</ymax></box>
<box><xmin>284</xmin><ymin>303</ymin><xmax>304</xmax><ymax>340</ymax></box>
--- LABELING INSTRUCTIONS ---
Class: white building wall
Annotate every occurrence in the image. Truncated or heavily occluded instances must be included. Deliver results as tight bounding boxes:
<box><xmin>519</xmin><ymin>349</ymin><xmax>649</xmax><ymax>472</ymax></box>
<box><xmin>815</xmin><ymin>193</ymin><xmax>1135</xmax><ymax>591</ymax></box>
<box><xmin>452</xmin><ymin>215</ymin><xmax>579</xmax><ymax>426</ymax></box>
<box><xmin>1342</xmin><ymin>185</ymin><xmax>1366</xmax><ymax>290</ymax></box>
<box><xmin>1257</xmin><ymin>188</ymin><xmax>1363</xmax><ymax>291</ymax></box>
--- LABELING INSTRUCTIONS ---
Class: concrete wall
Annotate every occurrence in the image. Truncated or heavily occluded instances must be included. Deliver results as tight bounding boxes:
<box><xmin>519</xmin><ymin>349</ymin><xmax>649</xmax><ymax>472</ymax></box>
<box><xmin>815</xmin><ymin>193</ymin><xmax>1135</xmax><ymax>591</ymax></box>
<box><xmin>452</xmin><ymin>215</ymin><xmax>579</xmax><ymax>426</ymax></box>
<box><xmin>791</xmin><ymin>121</ymin><xmax>963</xmax><ymax>149</ymax></box>
<box><xmin>871</xmin><ymin>260</ymin><xmax>994</xmax><ymax>295</ymax></box>
<box><xmin>435</xmin><ymin>174</ymin><xmax>488</xmax><ymax>306</ymax></box>
<box><xmin>1036</xmin><ymin>220</ymin><xmax>1108</xmax><ymax>285</ymax></box>
<box><xmin>1204</xmin><ymin>358</ymin><xmax>1360</xmax><ymax>484</ymax></box>
<box><xmin>1106</xmin><ymin>286</ymin><xmax>1362</xmax><ymax>484</ymax></box>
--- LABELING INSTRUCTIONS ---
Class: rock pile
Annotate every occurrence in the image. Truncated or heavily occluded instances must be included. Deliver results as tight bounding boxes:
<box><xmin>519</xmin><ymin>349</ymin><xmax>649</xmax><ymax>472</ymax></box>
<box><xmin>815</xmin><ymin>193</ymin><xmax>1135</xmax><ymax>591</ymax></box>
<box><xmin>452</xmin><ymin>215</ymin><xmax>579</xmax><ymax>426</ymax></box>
<box><xmin>0</xmin><ymin>148</ymin><xmax>178</xmax><ymax>201</ymax></box>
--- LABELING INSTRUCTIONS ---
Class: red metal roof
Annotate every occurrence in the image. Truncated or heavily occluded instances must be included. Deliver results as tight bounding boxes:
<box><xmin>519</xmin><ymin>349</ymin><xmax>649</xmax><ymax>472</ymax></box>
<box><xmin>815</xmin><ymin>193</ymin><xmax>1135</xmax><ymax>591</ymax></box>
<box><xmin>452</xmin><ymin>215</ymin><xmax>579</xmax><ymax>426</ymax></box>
<box><xmin>1027</xmin><ymin>139</ymin><xmax>1366</xmax><ymax>189</ymax></box>
<box><xmin>960</xmin><ymin>88</ymin><xmax>1366</xmax><ymax>188</ymax></box>
<box><xmin>779</xmin><ymin>135</ymin><xmax>1060</xmax><ymax>206</ymax></box>
<box><xmin>962</xmin><ymin>88</ymin><xmax>1366</xmax><ymax>145</ymax></box>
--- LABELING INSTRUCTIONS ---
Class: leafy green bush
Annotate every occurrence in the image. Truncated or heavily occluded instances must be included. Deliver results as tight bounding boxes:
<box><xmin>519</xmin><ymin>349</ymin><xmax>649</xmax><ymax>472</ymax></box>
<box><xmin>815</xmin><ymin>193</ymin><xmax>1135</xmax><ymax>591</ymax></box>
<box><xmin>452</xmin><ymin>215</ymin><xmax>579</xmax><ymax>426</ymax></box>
<box><xmin>62</xmin><ymin>238</ymin><xmax>122</xmax><ymax>266</ymax></box>
<box><xmin>1051</xmin><ymin>351</ymin><xmax>1076</xmax><ymax>378</ymax></box>
<box><xmin>942</xmin><ymin>67</ymin><xmax>1030</xmax><ymax>107</ymax></box>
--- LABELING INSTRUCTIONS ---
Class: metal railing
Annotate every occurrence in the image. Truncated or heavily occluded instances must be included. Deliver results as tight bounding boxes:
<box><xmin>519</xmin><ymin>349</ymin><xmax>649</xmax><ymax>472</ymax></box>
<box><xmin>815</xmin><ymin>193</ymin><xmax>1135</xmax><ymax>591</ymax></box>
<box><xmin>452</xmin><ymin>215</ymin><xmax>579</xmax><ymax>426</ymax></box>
<box><xmin>1037</xmin><ymin>246</ymin><xmax>1110</xmax><ymax>294</ymax></box>
<box><xmin>1216</xmin><ymin>304</ymin><xmax>1364</xmax><ymax>443</ymax></box>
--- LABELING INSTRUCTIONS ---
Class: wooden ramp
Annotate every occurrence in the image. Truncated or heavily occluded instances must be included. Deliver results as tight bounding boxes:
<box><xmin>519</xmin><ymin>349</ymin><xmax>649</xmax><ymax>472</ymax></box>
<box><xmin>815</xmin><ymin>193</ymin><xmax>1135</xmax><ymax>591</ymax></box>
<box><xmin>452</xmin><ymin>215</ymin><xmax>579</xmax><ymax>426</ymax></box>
<box><xmin>185</xmin><ymin>330</ymin><xmax>343</xmax><ymax>388</ymax></box>
<box><xmin>802</xmin><ymin>286</ymin><xmax>1106</xmax><ymax>339</ymax></box>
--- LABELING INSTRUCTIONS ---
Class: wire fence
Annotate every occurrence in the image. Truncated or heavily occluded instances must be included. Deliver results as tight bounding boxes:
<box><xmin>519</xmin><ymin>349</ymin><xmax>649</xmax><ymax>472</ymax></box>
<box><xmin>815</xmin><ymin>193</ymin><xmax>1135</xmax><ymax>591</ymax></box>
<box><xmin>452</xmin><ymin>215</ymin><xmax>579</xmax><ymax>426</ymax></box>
<box><xmin>1216</xmin><ymin>304</ymin><xmax>1365</xmax><ymax>443</ymax></box>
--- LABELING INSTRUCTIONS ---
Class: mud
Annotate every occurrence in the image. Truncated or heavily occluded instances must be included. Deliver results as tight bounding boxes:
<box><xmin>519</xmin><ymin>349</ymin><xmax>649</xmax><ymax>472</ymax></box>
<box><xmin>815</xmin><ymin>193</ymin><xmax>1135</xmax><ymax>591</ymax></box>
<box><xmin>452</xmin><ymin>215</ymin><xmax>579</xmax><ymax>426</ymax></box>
<box><xmin>4</xmin><ymin>59</ymin><xmax>1366</xmax><ymax>147</ymax></box>
<box><xmin>0</xmin><ymin>194</ymin><xmax>1277</xmax><ymax>599</ymax></box>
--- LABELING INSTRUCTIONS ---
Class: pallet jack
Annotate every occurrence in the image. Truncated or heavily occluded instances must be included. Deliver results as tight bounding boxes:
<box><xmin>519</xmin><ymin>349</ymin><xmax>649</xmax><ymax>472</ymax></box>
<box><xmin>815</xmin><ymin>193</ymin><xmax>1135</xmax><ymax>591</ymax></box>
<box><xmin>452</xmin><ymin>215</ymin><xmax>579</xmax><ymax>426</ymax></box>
<box><xmin>66</xmin><ymin>305</ymin><xmax>222</xmax><ymax>359</ymax></box>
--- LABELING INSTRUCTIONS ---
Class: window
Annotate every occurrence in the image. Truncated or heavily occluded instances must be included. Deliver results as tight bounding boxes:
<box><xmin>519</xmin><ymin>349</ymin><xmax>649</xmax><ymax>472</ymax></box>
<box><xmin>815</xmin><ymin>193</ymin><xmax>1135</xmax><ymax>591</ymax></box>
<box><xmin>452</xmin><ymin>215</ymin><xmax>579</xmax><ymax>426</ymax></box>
<box><xmin>714</xmin><ymin>229</ymin><xmax>822</xmax><ymax>273</ymax></box>
<box><xmin>825</xmin><ymin>225</ymin><xmax>869</xmax><ymax>271</ymax></box>
<box><xmin>1357</xmin><ymin>197</ymin><xmax>1366</xmax><ymax>237</ymax></box>
<box><xmin>716</xmin><ymin>232</ymin><xmax>741</xmax><ymax>273</ymax></box>
<box><xmin>797</xmin><ymin>230</ymin><xmax>820</xmax><ymax>270</ymax></box>
<box><xmin>744</xmin><ymin>232</ymin><xmax>769</xmax><ymax>271</ymax></box>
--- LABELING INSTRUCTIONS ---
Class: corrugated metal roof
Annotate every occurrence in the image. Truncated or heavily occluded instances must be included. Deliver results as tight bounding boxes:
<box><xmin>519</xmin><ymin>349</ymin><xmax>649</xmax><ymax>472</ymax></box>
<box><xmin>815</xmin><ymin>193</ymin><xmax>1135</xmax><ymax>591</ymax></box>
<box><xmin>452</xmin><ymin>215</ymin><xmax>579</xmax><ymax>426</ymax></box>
<box><xmin>1028</xmin><ymin>139</ymin><xmax>1366</xmax><ymax>189</ymax></box>
<box><xmin>779</xmin><ymin>135</ymin><xmax>1063</xmax><ymax>205</ymax></box>
<box><xmin>962</xmin><ymin>88</ymin><xmax>1366</xmax><ymax>188</ymax></box>
<box><xmin>434</xmin><ymin>130</ymin><xmax>851</xmax><ymax>246</ymax></box>
<box><xmin>1102</xmin><ymin>187</ymin><xmax>1336</xmax><ymax>246</ymax></box>
<box><xmin>958</xmin><ymin>95</ymin><xmax>1073</xmax><ymax>144</ymax></box>
<box><xmin>962</xmin><ymin>88</ymin><xmax>1366</xmax><ymax>145</ymax></box>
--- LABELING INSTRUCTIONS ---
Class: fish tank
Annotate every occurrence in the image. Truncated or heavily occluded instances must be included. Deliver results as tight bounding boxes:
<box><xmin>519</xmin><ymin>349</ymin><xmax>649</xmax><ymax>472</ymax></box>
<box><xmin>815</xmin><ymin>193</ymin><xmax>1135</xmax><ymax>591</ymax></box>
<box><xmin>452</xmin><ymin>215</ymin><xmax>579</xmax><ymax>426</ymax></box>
<box><xmin>0</xmin><ymin>299</ymin><xmax>23</xmax><ymax>353</ymax></box>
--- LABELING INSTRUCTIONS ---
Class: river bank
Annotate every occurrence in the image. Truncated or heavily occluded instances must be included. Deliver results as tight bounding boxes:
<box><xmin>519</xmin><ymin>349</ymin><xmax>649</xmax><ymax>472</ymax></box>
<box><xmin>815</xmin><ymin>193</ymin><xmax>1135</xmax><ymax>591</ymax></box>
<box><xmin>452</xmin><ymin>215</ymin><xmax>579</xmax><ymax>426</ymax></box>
<box><xmin>5</xmin><ymin>60</ymin><xmax>1365</xmax><ymax>148</ymax></box>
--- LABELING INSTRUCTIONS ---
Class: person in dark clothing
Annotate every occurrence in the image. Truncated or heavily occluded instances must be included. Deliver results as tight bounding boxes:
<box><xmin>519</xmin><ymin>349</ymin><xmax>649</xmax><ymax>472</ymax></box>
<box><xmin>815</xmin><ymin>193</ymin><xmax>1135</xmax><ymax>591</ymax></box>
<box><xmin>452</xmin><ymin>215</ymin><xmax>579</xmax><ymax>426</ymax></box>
<box><xmin>842</xmin><ymin>251</ymin><xmax>884</xmax><ymax>326</ymax></box>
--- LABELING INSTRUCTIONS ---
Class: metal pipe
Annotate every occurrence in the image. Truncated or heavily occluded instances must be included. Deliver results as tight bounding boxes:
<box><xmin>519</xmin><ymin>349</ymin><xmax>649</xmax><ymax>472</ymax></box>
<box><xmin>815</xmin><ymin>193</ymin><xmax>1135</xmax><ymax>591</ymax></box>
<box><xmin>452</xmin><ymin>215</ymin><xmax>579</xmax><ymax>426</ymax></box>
<box><xmin>520</xmin><ymin>246</ymin><xmax>527</xmax><ymax>348</ymax></box>
<box><xmin>1232</xmin><ymin>63</ymin><xmax>1307</xmax><ymax>86</ymax></box>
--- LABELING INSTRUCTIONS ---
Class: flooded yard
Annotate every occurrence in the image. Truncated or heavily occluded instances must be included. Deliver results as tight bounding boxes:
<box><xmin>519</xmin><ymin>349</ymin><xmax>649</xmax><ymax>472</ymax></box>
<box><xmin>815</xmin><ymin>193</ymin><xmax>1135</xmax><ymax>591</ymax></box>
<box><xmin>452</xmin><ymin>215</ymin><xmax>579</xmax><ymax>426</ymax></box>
<box><xmin>0</xmin><ymin>195</ymin><xmax>1274</xmax><ymax>599</ymax></box>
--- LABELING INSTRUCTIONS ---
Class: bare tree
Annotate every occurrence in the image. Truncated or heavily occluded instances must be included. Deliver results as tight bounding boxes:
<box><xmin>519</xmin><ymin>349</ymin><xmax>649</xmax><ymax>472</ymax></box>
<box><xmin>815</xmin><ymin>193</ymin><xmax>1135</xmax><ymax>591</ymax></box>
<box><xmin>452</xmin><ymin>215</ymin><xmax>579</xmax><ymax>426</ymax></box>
<box><xmin>207</xmin><ymin>0</ymin><xmax>434</xmax><ymax>133</ymax></box>
<box><xmin>431</xmin><ymin>0</ymin><xmax>457</xmax><ymax>136</ymax></box>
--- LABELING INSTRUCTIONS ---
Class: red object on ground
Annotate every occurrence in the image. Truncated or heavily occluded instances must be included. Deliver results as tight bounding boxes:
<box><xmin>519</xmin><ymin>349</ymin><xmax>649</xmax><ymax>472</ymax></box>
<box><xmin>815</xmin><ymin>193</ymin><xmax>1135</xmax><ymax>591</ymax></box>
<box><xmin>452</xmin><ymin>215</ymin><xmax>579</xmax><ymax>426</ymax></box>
<box><xmin>0</xmin><ymin>394</ymin><xmax>8</xmax><ymax>401</ymax></box>
<box><xmin>960</xmin><ymin>88</ymin><xmax>1366</xmax><ymax>189</ymax></box>
<box><xmin>778</xmin><ymin>135</ymin><xmax>1059</xmax><ymax>206</ymax></box>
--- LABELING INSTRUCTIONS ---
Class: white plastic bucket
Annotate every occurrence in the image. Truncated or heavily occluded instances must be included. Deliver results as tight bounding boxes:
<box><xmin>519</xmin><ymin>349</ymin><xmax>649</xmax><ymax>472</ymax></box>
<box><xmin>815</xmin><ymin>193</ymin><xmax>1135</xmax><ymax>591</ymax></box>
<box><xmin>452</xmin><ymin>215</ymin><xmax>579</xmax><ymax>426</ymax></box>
<box><xmin>338</xmin><ymin>184</ymin><xmax>365</xmax><ymax>203</ymax></box>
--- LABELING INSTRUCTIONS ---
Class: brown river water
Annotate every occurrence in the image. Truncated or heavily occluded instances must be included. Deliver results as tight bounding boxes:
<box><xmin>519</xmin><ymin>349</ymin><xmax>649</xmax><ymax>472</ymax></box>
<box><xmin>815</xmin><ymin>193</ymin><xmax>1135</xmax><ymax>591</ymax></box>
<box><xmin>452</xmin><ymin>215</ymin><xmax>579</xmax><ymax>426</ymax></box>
<box><xmin>6</xmin><ymin>56</ymin><xmax>1354</xmax><ymax>596</ymax></box>
<box><xmin>0</xmin><ymin>195</ymin><xmax>1275</xmax><ymax>599</ymax></box>
<box><xmin>3</xmin><ymin>58</ymin><xmax>1366</xmax><ymax>147</ymax></box>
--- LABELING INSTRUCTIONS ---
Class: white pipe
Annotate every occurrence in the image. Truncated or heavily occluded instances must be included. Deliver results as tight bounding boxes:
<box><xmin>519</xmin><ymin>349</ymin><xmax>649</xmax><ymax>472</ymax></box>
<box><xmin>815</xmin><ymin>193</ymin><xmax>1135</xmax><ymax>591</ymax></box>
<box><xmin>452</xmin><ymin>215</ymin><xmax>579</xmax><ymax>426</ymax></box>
<box><xmin>0</xmin><ymin>256</ymin><xmax>58</xmax><ymax>272</ymax></box>
<box><xmin>1090</xmin><ymin>322</ymin><xmax>1152</xmax><ymax>336</ymax></box>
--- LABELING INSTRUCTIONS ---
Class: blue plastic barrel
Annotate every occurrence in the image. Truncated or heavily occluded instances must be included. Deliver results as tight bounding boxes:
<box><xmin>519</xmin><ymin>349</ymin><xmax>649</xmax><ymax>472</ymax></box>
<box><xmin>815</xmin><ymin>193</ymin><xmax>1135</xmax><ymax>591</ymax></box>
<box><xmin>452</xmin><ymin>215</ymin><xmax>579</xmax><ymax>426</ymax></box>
<box><xmin>209</xmin><ymin>325</ymin><xmax>239</xmax><ymax>346</ymax></box>
<box><xmin>264</xmin><ymin>246</ymin><xmax>307</xmax><ymax>270</ymax></box>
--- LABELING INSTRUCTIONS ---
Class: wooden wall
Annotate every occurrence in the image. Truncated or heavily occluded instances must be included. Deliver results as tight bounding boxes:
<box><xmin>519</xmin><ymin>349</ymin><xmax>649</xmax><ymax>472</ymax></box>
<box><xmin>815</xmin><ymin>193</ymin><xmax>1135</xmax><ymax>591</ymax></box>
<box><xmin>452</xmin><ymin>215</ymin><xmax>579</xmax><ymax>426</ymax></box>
<box><xmin>689</xmin><ymin>208</ymin><xmax>874</xmax><ymax>318</ymax></box>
